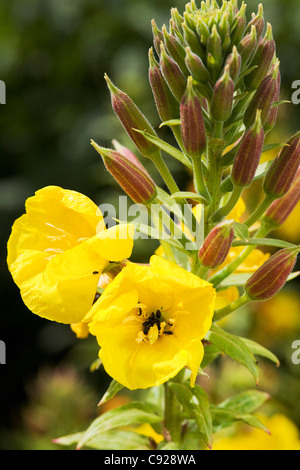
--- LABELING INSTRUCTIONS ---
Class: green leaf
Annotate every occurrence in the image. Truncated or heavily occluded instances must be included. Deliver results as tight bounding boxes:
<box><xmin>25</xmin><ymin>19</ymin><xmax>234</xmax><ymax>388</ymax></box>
<box><xmin>232</xmin><ymin>238</ymin><xmax>297</xmax><ymax>250</ymax></box>
<box><xmin>218</xmin><ymin>273</ymin><xmax>252</xmax><ymax>288</ymax></box>
<box><xmin>218</xmin><ymin>390</ymin><xmax>270</xmax><ymax>414</ymax></box>
<box><xmin>133</xmin><ymin>129</ymin><xmax>193</xmax><ymax>168</ymax></box>
<box><xmin>77</xmin><ymin>402</ymin><xmax>163</xmax><ymax>450</ymax></box>
<box><xmin>170</xmin><ymin>191</ymin><xmax>209</xmax><ymax>205</ymax></box>
<box><xmin>169</xmin><ymin>383</ymin><xmax>213</xmax><ymax>448</ymax></box>
<box><xmin>98</xmin><ymin>380</ymin><xmax>124</xmax><ymax>406</ymax></box>
<box><xmin>272</xmin><ymin>100</ymin><xmax>291</xmax><ymax>108</ymax></box>
<box><xmin>210</xmin><ymin>406</ymin><xmax>270</xmax><ymax>434</ymax></box>
<box><xmin>81</xmin><ymin>430</ymin><xmax>151</xmax><ymax>450</ymax></box>
<box><xmin>206</xmin><ymin>324</ymin><xmax>260</xmax><ymax>384</ymax></box>
<box><xmin>53</xmin><ymin>432</ymin><xmax>83</xmax><ymax>447</ymax></box>
<box><xmin>159</xmin><ymin>119</ymin><xmax>181</xmax><ymax>128</ymax></box>
<box><xmin>262</xmin><ymin>142</ymin><xmax>287</xmax><ymax>153</ymax></box>
<box><xmin>233</xmin><ymin>222</ymin><xmax>249</xmax><ymax>240</ymax></box>
<box><xmin>201</xmin><ymin>343</ymin><xmax>222</xmax><ymax>369</ymax></box>
<box><xmin>240</xmin><ymin>337</ymin><xmax>280</xmax><ymax>367</ymax></box>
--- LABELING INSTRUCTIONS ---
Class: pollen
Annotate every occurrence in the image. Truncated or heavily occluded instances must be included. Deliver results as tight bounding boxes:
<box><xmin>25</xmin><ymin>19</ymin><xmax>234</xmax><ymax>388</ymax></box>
<box><xmin>147</xmin><ymin>324</ymin><xmax>159</xmax><ymax>345</ymax></box>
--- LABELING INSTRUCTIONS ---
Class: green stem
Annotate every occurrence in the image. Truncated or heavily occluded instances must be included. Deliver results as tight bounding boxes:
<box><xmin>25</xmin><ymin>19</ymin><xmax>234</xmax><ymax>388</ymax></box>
<box><xmin>192</xmin><ymin>154</ymin><xmax>210</xmax><ymax>200</ymax></box>
<box><xmin>164</xmin><ymin>376</ymin><xmax>183</xmax><ymax>446</ymax></box>
<box><xmin>211</xmin><ymin>185</ymin><xmax>244</xmax><ymax>223</ymax></box>
<box><xmin>153</xmin><ymin>152</ymin><xmax>180</xmax><ymax>194</ymax></box>
<box><xmin>213</xmin><ymin>292</ymin><xmax>251</xmax><ymax>322</ymax></box>
<box><xmin>244</xmin><ymin>194</ymin><xmax>276</xmax><ymax>228</ymax></box>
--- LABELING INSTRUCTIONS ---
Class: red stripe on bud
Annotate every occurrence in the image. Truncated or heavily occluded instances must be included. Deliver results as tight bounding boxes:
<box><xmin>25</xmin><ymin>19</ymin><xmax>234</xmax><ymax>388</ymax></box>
<box><xmin>198</xmin><ymin>221</ymin><xmax>235</xmax><ymax>269</ymax></box>
<box><xmin>92</xmin><ymin>142</ymin><xmax>157</xmax><ymax>205</ymax></box>
<box><xmin>246</xmin><ymin>248</ymin><xmax>299</xmax><ymax>301</ymax></box>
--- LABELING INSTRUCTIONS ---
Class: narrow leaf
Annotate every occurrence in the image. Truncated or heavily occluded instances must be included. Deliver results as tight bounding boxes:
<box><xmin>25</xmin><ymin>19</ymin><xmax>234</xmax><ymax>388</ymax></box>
<box><xmin>210</xmin><ymin>406</ymin><xmax>270</xmax><ymax>434</ymax></box>
<box><xmin>98</xmin><ymin>380</ymin><xmax>124</xmax><ymax>406</ymax></box>
<box><xmin>233</xmin><ymin>222</ymin><xmax>250</xmax><ymax>240</ymax></box>
<box><xmin>240</xmin><ymin>337</ymin><xmax>280</xmax><ymax>367</ymax></box>
<box><xmin>232</xmin><ymin>238</ymin><xmax>297</xmax><ymax>250</ymax></box>
<box><xmin>218</xmin><ymin>390</ymin><xmax>270</xmax><ymax>414</ymax></box>
<box><xmin>170</xmin><ymin>191</ymin><xmax>209</xmax><ymax>205</ymax></box>
<box><xmin>206</xmin><ymin>324</ymin><xmax>260</xmax><ymax>384</ymax></box>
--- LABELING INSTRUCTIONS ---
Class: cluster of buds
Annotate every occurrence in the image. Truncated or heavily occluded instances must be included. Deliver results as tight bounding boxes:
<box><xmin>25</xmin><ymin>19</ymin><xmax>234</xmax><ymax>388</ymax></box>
<box><xmin>91</xmin><ymin>0</ymin><xmax>300</xmax><ymax>309</ymax></box>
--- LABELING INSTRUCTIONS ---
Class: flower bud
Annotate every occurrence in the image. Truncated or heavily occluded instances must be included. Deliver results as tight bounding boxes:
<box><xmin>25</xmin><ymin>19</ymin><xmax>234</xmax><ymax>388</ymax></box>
<box><xmin>244</xmin><ymin>60</ymin><xmax>280</xmax><ymax>129</ymax></box>
<box><xmin>230</xmin><ymin>3</ymin><xmax>247</xmax><ymax>46</ymax></box>
<box><xmin>162</xmin><ymin>24</ymin><xmax>189</xmax><ymax>76</ymax></box>
<box><xmin>182</xmin><ymin>21</ymin><xmax>205</xmax><ymax>60</ymax></box>
<box><xmin>231</xmin><ymin>110</ymin><xmax>265</xmax><ymax>187</ymax></box>
<box><xmin>91</xmin><ymin>142</ymin><xmax>157</xmax><ymax>205</ymax></box>
<box><xmin>112</xmin><ymin>139</ymin><xmax>146</xmax><ymax>172</ymax></box>
<box><xmin>264</xmin><ymin>68</ymin><xmax>281</xmax><ymax>133</ymax></box>
<box><xmin>237</xmin><ymin>25</ymin><xmax>257</xmax><ymax>65</ymax></box>
<box><xmin>159</xmin><ymin>42</ymin><xmax>187</xmax><ymax>102</ymax></box>
<box><xmin>105</xmin><ymin>74</ymin><xmax>159</xmax><ymax>160</ymax></box>
<box><xmin>148</xmin><ymin>48</ymin><xmax>179</xmax><ymax>122</ymax></box>
<box><xmin>264</xmin><ymin>168</ymin><xmax>300</xmax><ymax>227</ymax></box>
<box><xmin>246</xmin><ymin>248</ymin><xmax>299</xmax><ymax>301</ymax></box>
<box><xmin>185</xmin><ymin>47</ymin><xmax>210</xmax><ymax>84</ymax></box>
<box><xmin>206</xmin><ymin>24</ymin><xmax>223</xmax><ymax>69</ymax></box>
<box><xmin>225</xmin><ymin>46</ymin><xmax>242</xmax><ymax>83</ymax></box>
<box><xmin>263</xmin><ymin>132</ymin><xmax>300</xmax><ymax>199</ymax></box>
<box><xmin>198</xmin><ymin>221</ymin><xmax>235</xmax><ymax>269</ymax></box>
<box><xmin>245</xmin><ymin>3</ymin><xmax>265</xmax><ymax>42</ymax></box>
<box><xmin>244</xmin><ymin>23</ymin><xmax>276</xmax><ymax>90</ymax></box>
<box><xmin>180</xmin><ymin>76</ymin><xmax>207</xmax><ymax>158</ymax></box>
<box><xmin>151</xmin><ymin>19</ymin><xmax>164</xmax><ymax>56</ymax></box>
<box><xmin>211</xmin><ymin>65</ymin><xmax>234</xmax><ymax>122</ymax></box>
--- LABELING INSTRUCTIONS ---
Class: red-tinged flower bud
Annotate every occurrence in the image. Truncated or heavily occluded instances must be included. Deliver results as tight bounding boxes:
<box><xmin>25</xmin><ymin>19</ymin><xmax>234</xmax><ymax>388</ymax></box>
<box><xmin>264</xmin><ymin>67</ymin><xmax>281</xmax><ymax>133</ymax></box>
<box><xmin>230</xmin><ymin>3</ymin><xmax>247</xmax><ymax>46</ymax></box>
<box><xmin>185</xmin><ymin>47</ymin><xmax>210</xmax><ymax>84</ymax></box>
<box><xmin>225</xmin><ymin>46</ymin><xmax>242</xmax><ymax>83</ymax></box>
<box><xmin>211</xmin><ymin>65</ymin><xmax>234</xmax><ymax>122</ymax></box>
<box><xmin>180</xmin><ymin>76</ymin><xmax>207</xmax><ymax>158</ymax></box>
<box><xmin>263</xmin><ymin>132</ymin><xmax>300</xmax><ymax>199</ymax></box>
<box><xmin>91</xmin><ymin>142</ymin><xmax>157</xmax><ymax>205</ymax></box>
<box><xmin>244</xmin><ymin>60</ymin><xmax>280</xmax><ymax>129</ymax></box>
<box><xmin>246</xmin><ymin>248</ymin><xmax>299</xmax><ymax>301</ymax></box>
<box><xmin>151</xmin><ymin>19</ymin><xmax>164</xmax><ymax>56</ymax></box>
<box><xmin>162</xmin><ymin>24</ymin><xmax>189</xmax><ymax>76</ymax></box>
<box><xmin>244</xmin><ymin>23</ymin><xmax>276</xmax><ymax>90</ymax></box>
<box><xmin>237</xmin><ymin>25</ymin><xmax>257</xmax><ymax>65</ymax></box>
<box><xmin>245</xmin><ymin>4</ymin><xmax>265</xmax><ymax>42</ymax></box>
<box><xmin>232</xmin><ymin>110</ymin><xmax>265</xmax><ymax>187</ymax></box>
<box><xmin>159</xmin><ymin>42</ymin><xmax>187</xmax><ymax>102</ymax></box>
<box><xmin>198</xmin><ymin>221</ymin><xmax>235</xmax><ymax>269</ymax></box>
<box><xmin>105</xmin><ymin>74</ymin><xmax>159</xmax><ymax>160</ymax></box>
<box><xmin>264</xmin><ymin>168</ymin><xmax>300</xmax><ymax>227</ymax></box>
<box><xmin>148</xmin><ymin>48</ymin><xmax>179</xmax><ymax>123</ymax></box>
<box><xmin>112</xmin><ymin>139</ymin><xmax>146</xmax><ymax>173</ymax></box>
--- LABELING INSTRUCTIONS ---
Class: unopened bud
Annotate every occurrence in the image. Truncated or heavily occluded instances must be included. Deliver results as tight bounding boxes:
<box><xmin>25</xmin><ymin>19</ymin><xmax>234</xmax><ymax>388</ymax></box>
<box><xmin>225</xmin><ymin>46</ymin><xmax>242</xmax><ymax>83</ymax></box>
<box><xmin>245</xmin><ymin>3</ymin><xmax>265</xmax><ymax>42</ymax></box>
<box><xmin>232</xmin><ymin>110</ymin><xmax>265</xmax><ymax>187</ymax></box>
<box><xmin>162</xmin><ymin>24</ymin><xmax>189</xmax><ymax>76</ymax></box>
<box><xmin>246</xmin><ymin>248</ymin><xmax>299</xmax><ymax>301</ymax></box>
<box><xmin>198</xmin><ymin>221</ymin><xmax>235</xmax><ymax>269</ymax></box>
<box><xmin>180</xmin><ymin>76</ymin><xmax>207</xmax><ymax>158</ymax></box>
<box><xmin>91</xmin><ymin>142</ymin><xmax>157</xmax><ymax>205</ymax></box>
<box><xmin>112</xmin><ymin>140</ymin><xmax>146</xmax><ymax>172</ymax></box>
<box><xmin>151</xmin><ymin>19</ymin><xmax>164</xmax><ymax>56</ymax></box>
<box><xmin>207</xmin><ymin>25</ymin><xmax>223</xmax><ymax>69</ymax></box>
<box><xmin>230</xmin><ymin>3</ymin><xmax>247</xmax><ymax>46</ymax></box>
<box><xmin>244</xmin><ymin>60</ymin><xmax>280</xmax><ymax>129</ymax></box>
<box><xmin>185</xmin><ymin>47</ymin><xmax>210</xmax><ymax>83</ymax></box>
<box><xmin>159</xmin><ymin>43</ymin><xmax>187</xmax><ymax>102</ymax></box>
<box><xmin>264</xmin><ymin>68</ymin><xmax>281</xmax><ymax>133</ymax></box>
<box><xmin>182</xmin><ymin>21</ymin><xmax>205</xmax><ymax>60</ymax></box>
<box><xmin>148</xmin><ymin>48</ymin><xmax>179</xmax><ymax>122</ymax></box>
<box><xmin>264</xmin><ymin>168</ymin><xmax>300</xmax><ymax>227</ymax></box>
<box><xmin>105</xmin><ymin>74</ymin><xmax>159</xmax><ymax>160</ymax></box>
<box><xmin>237</xmin><ymin>25</ymin><xmax>257</xmax><ymax>65</ymax></box>
<box><xmin>211</xmin><ymin>65</ymin><xmax>234</xmax><ymax>122</ymax></box>
<box><xmin>263</xmin><ymin>132</ymin><xmax>300</xmax><ymax>198</ymax></box>
<box><xmin>244</xmin><ymin>23</ymin><xmax>276</xmax><ymax>90</ymax></box>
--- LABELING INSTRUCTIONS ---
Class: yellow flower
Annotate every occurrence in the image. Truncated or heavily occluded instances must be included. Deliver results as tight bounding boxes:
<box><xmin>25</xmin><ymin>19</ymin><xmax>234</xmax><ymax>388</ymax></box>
<box><xmin>85</xmin><ymin>255</ymin><xmax>216</xmax><ymax>390</ymax></box>
<box><xmin>7</xmin><ymin>186</ymin><xmax>134</xmax><ymax>325</ymax></box>
<box><xmin>212</xmin><ymin>414</ymin><xmax>300</xmax><ymax>450</ymax></box>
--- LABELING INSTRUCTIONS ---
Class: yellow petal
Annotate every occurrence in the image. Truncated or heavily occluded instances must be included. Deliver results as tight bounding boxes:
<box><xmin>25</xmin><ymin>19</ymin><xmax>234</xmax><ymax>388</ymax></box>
<box><xmin>87</xmin><ymin>224</ymin><xmax>135</xmax><ymax>262</ymax></box>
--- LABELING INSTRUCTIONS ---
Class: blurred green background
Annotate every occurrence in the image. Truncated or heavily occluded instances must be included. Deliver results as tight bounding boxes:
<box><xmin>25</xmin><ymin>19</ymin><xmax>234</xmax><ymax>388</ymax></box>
<box><xmin>1</xmin><ymin>0</ymin><xmax>300</xmax><ymax>449</ymax></box>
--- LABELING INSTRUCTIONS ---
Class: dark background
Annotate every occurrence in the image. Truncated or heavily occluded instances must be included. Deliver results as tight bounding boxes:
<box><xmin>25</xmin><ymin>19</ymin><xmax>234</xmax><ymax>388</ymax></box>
<box><xmin>1</xmin><ymin>0</ymin><xmax>300</xmax><ymax>449</ymax></box>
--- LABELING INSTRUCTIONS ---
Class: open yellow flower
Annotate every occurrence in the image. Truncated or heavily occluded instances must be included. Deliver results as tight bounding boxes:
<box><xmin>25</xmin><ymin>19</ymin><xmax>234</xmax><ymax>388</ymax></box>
<box><xmin>85</xmin><ymin>255</ymin><xmax>216</xmax><ymax>390</ymax></box>
<box><xmin>7</xmin><ymin>186</ymin><xmax>134</xmax><ymax>325</ymax></box>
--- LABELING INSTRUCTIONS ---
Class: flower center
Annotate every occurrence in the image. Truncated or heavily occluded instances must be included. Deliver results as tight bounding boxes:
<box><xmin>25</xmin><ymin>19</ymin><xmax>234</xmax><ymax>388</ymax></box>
<box><xmin>135</xmin><ymin>305</ymin><xmax>175</xmax><ymax>345</ymax></box>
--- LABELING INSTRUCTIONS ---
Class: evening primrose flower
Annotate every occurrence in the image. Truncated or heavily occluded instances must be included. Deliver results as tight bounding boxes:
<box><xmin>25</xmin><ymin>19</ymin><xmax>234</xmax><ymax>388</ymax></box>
<box><xmin>7</xmin><ymin>186</ymin><xmax>134</xmax><ymax>325</ymax></box>
<box><xmin>85</xmin><ymin>255</ymin><xmax>216</xmax><ymax>390</ymax></box>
